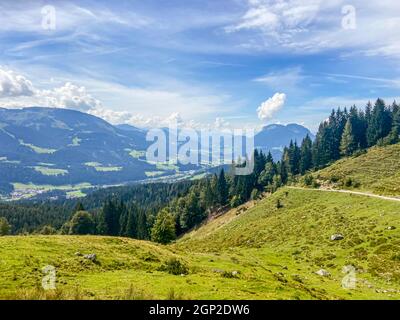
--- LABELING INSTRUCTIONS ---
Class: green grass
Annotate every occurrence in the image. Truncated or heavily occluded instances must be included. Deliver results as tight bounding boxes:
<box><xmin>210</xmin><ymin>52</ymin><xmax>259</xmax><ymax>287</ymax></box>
<box><xmin>10</xmin><ymin>183</ymin><xmax>93</xmax><ymax>200</ymax></box>
<box><xmin>18</xmin><ymin>140</ymin><xmax>57</xmax><ymax>154</ymax></box>
<box><xmin>66</xmin><ymin>190</ymin><xmax>86</xmax><ymax>199</ymax></box>
<box><xmin>2</xmin><ymin>188</ymin><xmax>400</xmax><ymax>299</ymax></box>
<box><xmin>128</xmin><ymin>149</ymin><xmax>146</xmax><ymax>159</ymax></box>
<box><xmin>313</xmin><ymin>144</ymin><xmax>400</xmax><ymax>196</ymax></box>
<box><xmin>84</xmin><ymin>162</ymin><xmax>122</xmax><ymax>172</ymax></box>
<box><xmin>145</xmin><ymin>171</ymin><xmax>165</xmax><ymax>177</ymax></box>
<box><xmin>0</xmin><ymin>157</ymin><xmax>20</xmax><ymax>164</ymax></box>
<box><xmin>2</xmin><ymin>142</ymin><xmax>400</xmax><ymax>299</ymax></box>
<box><xmin>190</xmin><ymin>173</ymin><xmax>208</xmax><ymax>180</ymax></box>
<box><xmin>33</xmin><ymin>166</ymin><xmax>68</xmax><ymax>176</ymax></box>
<box><xmin>68</xmin><ymin>137</ymin><xmax>81</xmax><ymax>147</ymax></box>
<box><xmin>156</xmin><ymin>163</ymin><xmax>179</xmax><ymax>172</ymax></box>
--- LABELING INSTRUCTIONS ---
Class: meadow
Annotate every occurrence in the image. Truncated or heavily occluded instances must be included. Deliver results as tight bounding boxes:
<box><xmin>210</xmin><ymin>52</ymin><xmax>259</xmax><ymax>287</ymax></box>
<box><xmin>1</xmin><ymin>187</ymin><xmax>400</xmax><ymax>300</ymax></box>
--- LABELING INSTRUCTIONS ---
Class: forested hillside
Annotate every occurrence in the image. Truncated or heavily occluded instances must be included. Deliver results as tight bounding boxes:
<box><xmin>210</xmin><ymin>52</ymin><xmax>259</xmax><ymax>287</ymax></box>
<box><xmin>0</xmin><ymin>98</ymin><xmax>399</xmax><ymax>246</ymax></box>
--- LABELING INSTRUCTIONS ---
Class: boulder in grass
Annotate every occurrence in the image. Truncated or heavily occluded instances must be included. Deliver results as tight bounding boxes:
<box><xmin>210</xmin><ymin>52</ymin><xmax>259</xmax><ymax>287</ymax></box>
<box><xmin>330</xmin><ymin>234</ymin><xmax>344</xmax><ymax>241</ymax></box>
<box><xmin>83</xmin><ymin>253</ymin><xmax>97</xmax><ymax>262</ymax></box>
<box><xmin>316</xmin><ymin>269</ymin><xmax>330</xmax><ymax>277</ymax></box>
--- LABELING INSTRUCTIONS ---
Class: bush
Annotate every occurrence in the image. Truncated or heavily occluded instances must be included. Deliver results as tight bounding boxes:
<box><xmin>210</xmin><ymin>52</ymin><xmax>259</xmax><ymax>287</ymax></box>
<box><xmin>230</xmin><ymin>195</ymin><xmax>242</xmax><ymax>208</ymax></box>
<box><xmin>303</xmin><ymin>175</ymin><xmax>314</xmax><ymax>186</ymax></box>
<box><xmin>221</xmin><ymin>270</ymin><xmax>239</xmax><ymax>278</ymax></box>
<box><xmin>38</xmin><ymin>225</ymin><xmax>57</xmax><ymax>235</ymax></box>
<box><xmin>250</xmin><ymin>189</ymin><xmax>260</xmax><ymax>200</ymax></box>
<box><xmin>159</xmin><ymin>258</ymin><xmax>189</xmax><ymax>275</ymax></box>
<box><xmin>0</xmin><ymin>217</ymin><xmax>11</xmax><ymax>236</ymax></box>
<box><xmin>68</xmin><ymin>211</ymin><xmax>95</xmax><ymax>235</ymax></box>
<box><xmin>344</xmin><ymin>177</ymin><xmax>353</xmax><ymax>187</ymax></box>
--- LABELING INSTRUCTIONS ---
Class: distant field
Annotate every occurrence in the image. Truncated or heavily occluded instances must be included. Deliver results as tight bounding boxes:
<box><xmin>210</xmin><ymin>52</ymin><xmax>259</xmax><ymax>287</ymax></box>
<box><xmin>10</xmin><ymin>182</ymin><xmax>93</xmax><ymax>200</ymax></box>
<box><xmin>1</xmin><ymin>188</ymin><xmax>400</xmax><ymax>299</ymax></box>
<box><xmin>145</xmin><ymin>171</ymin><xmax>164</xmax><ymax>177</ymax></box>
<box><xmin>313</xmin><ymin>144</ymin><xmax>400</xmax><ymax>196</ymax></box>
<box><xmin>33</xmin><ymin>166</ymin><xmax>68</xmax><ymax>176</ymax></box>
<box><xmin>18</xmin><ymin>139</ymin><xmax>57</xmax><ymax>154</ymax></box>
<box><xmin>84</xmin><ymin>162</ymin><xmax>122</xmax><ymax>172</ymax></box>
<box><xmin>128</xmin><ymin>149</ymin><xmax>146</xmax><ymax>159</ymax></box>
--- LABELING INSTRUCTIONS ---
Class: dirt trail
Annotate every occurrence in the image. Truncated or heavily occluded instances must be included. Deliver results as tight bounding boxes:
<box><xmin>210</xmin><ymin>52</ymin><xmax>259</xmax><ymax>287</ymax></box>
<box><xmin>288</xmin><ymin>186</ymin><xmax>400</xmax><ymax>202</ymax></box>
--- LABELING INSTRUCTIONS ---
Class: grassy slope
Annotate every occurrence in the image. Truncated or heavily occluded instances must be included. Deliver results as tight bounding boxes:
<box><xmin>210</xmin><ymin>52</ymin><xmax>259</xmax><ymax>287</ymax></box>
<box><xmin>1</xmin><ymin>188</ymin><xmax>400</xmax><ymax>299</ymax></box>
<box><xmin>1</xmin><ymin>144</ymin><xmax>400</xmax><ymax>300</ymax></box>
<box><xmin>312</xmin><ymin>143</ymin><xmax>400</xmax><ymax>196</ymax></box>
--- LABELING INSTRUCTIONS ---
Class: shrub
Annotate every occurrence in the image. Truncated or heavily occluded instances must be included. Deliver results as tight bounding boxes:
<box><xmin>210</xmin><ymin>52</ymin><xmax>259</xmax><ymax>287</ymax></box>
<box><xmin>0</xmin><ymin>217</ymin><xmax>11</xmax><ymax>236</ymax></box>
<box><xmin>344</xmin><ymin>177</ymin><xmax>353</xmax><ymax>187</ymax></box>
<box><xmin>159</xmin><ymin>258</ymin><xmax>189</xmax><ymax>275</ymax></box>
<box><xmin>250</xmin><ymin>189</ymin><xmax>260</xmax><ymax>200</ymax></box>
<box><xmin>303</xmin><ymin>174</ymin><xmax>314</xmax><ymax>186</ymax></box>
<box><xmin>276</xmin><ymin>199</ymin><xmax>284</xmax><ymax>209</ymax></box>
<box><xmin>230</xmin><ymin>195</ymin><xmax>242</xmax><ymax>208</ymax></box>
<box><xmin>221</xmin><ymin>271</ymin><xmax>239</xmax><ymax>278</ymax></box>
<box><xmin>38</xmin><ymin>225</ymin><xmax>57</xmax><ymax>235</ymax></box>
<box><xmin>68</xmin><ymin>211</ymin><xmax>95</xmax><ymax>235</ymax></box>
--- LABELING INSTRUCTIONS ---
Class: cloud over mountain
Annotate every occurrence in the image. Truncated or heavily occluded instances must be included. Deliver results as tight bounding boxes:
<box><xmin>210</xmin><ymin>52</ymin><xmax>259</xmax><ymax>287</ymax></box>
<box><xmin>0</xmin><ymin>68</ymin><xmax>35</xmax><ymax>97</ymax></box>
<box><xmin>257</xmin><ymin>92</ymin><xmax>286</xmax><ymax>121</ymax></box>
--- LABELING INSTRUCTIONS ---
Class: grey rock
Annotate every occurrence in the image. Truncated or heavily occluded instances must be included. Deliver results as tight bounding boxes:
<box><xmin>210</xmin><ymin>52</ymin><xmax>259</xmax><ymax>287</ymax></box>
<box><xmin>83</xmin><ymin>253</ymin><xmax>97</xmax><ymax>262</ymax></box>
<box><xmin>330</xmin><ymin>234</ymin><xmax>344</xmax><ymax>241</ymax></box>
<box><xmin>315</xmin><ymin>269</ymin><xmax>330</xmax><ymax>277</ymax></box>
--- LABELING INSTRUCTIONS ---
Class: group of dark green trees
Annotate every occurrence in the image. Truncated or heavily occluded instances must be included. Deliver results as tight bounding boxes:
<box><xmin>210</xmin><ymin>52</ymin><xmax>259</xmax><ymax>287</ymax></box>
<box><xmin>312</xmin><ymin>99</ymin><xmax>399</xmax><ymax>168</ymax></box>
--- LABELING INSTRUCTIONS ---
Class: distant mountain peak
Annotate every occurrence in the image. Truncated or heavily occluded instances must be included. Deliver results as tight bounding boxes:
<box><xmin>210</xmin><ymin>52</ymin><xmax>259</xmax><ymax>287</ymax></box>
<box><xmin>255</xmin><ymin>123</ymin><xmax>314</xmax><ymax>160</ymax></box>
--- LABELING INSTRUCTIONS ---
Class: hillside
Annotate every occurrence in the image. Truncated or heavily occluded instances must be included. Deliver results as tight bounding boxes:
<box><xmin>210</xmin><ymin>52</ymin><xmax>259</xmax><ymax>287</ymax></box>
<box><xmin>1</xmin><ymin>186</ymin><xmax>400</xmax><ymax>299</ymax></box>
<box><xmin>311</xmin><ymin>143</ymin><xmax>400</xmax><ymax>196</ymax></box>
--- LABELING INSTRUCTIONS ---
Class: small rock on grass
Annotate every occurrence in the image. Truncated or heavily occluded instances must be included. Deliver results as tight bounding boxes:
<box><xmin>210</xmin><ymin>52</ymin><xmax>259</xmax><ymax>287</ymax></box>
<box><xmin>315</xmin><ymin>269</ymin><xmax>330</xmax><ymax>277</ymax></box>
<box><xmin>330</xmin><ymin>234</ymin><xmax>344</xmax><ymax>241</ymax></box>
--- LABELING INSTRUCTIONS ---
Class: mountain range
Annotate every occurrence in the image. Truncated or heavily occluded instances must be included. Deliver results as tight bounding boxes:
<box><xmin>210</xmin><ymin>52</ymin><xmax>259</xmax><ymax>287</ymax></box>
<box><xmin>0</xmin><ymin>107</ymin><xmax>313</xmax><ymax>200</ymax></box>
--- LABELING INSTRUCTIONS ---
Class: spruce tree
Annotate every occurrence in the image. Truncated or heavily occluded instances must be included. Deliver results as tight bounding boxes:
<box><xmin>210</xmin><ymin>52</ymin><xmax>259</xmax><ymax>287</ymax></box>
<box><xmin>151</xmin><ymin>209</ymin><xmax>176</xmax><ymax>244</ymax></box>
<box><xmin>300</xmin><ymin>135</ymin><xmax>313</xmax><ymax>174</ymax></box>
<box><xmin>217</xmin><ymin>169</ymin><xmax>229</xmax><ymax>206</ymax></box>
<box><xmin>125</xmin><ymin>206</ymin><xmax>138</xmax><ymax>238</ymax></box>
<box><xmin>367</xmin><ymin>99</ymin><xmax>392</xmax><ymax>146</ymax></box>
<box><xmin>136</xmin><ymin>210</ymin><xmax>148</xmax><ymax>240</ymax></box>
<box><xmin>340</xmin><ymin>119</ymin><xmax>357</xmax><ymax>156</ymax></box>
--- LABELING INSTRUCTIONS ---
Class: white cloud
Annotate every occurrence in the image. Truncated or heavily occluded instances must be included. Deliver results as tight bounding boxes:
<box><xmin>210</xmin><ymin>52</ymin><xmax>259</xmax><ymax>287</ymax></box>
<box><xmin>0</xmin><ymin>68</ymin><xmax>241</xmax><ymax>129</ymax></box>
<box><xmin>0</xmin><ymin>68</ymin><xmax>35</xmax><ymax>97</ymax></box>
<box><xmin>257</xmin><ymin>92</ymin><xmax>286</xmax><ymax>121</ymax></box>
<box><xmin>254</xmin><ymin>66</ymin><xmax>305</xmax><ymax>92</ymax></box>
<box><xmin>226</xmin><ymin>0</ymin><xmax>320</xmax><ymax>35</ymax></box>
<box><xmin>214</xmin><ymin>117</ymin><xmax>230</xmax><ymax>129</ymax></box>
<box><xmin>38</xmin><ymin>82</ymin><xmax>102</xmax><ymax>111</ymax></box>
<box><xmin>0</xmin><ymin>2</ymin><xmax>151</xmax><ymax>34</ymax></box>
<box><xmin>324</xmin><ymin>73</ymin><xmax>400</xmax><ymax>89</ymax></box>
<box><xmin>225</xmin><ymin>0</ymin><xmax>400</xmax><ymax>59</ymax></box>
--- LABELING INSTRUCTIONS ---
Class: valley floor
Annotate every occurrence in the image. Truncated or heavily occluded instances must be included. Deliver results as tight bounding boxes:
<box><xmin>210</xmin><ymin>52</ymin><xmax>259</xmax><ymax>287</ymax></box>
<box><xmin>1</xmin><ymin>187</ymin><xmax>400</xmax><ymax>300</ymax></box>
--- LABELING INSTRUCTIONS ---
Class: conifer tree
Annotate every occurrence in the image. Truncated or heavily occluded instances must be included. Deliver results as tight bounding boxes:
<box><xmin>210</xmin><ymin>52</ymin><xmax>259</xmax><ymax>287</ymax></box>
<box><xmin>151</xmin><ymin>209</ymin><xmax>176</xmax><ymax>244</ymax></box>
<box><xmin>125</xmin><ymin>206</ymin><xmax>138</xmax><ymax>238</ymax></box>
<box><xmin>340</xmin><ymin>119</ymin><xmax>357</xmax><ymax>156</ymax></box>
<box><xmin>136</xmin><ymin>210</ymin><xmax>148</xmax><ymax>240</ymax></box>
<box><xmin>300</xmin><ymin>134</ymin><xmax>313</xmax><ymax>174</ymax></box>
<box><xmin>217</xmin><ymin>169</ymin><xmax>229</xmax><ymax>206</ymax></box>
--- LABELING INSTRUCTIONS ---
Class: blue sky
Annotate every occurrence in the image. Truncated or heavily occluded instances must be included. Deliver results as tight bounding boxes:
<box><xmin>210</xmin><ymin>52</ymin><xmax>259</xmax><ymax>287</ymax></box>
<box><xmin>0</xmin><ymin>0</ymin><xmax>399</xmax><ymax>132</ymax></box>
